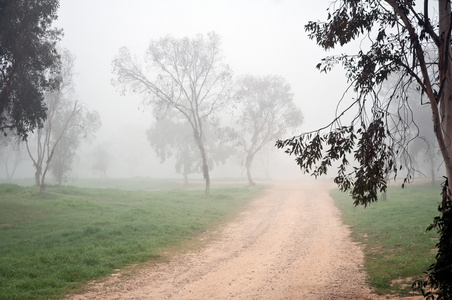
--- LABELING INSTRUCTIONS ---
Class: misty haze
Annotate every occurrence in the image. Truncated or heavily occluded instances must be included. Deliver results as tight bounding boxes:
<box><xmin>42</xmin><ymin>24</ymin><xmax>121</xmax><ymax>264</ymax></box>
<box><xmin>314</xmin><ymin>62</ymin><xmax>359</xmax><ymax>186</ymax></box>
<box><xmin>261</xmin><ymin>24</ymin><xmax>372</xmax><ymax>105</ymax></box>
<box><xmin>1</xmin><ymin>0</ymin><xmax>450</xmax><ymax>299</ymax></box>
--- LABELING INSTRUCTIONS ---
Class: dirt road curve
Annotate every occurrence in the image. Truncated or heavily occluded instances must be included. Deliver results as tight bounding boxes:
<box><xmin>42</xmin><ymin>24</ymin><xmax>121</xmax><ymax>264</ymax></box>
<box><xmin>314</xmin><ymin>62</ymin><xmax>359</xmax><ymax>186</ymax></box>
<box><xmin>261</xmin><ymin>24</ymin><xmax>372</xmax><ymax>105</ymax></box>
<box><xmin>67</xmin><ymin>181</ymin><xmax>421</xmax><ymax>300</ymax></box>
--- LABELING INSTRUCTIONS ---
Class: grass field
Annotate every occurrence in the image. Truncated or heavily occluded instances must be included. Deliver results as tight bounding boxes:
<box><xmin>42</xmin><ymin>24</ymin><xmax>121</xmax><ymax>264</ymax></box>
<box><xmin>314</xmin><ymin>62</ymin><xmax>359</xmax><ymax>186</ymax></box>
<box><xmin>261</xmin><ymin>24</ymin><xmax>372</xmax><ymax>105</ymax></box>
<box><xmin>331</xmin><ymin>181</ymin><xmax>441</xmax><ymax>296</ymax></box>
<box><xmin>0</xmin><ymin>181</ymin><xmax>263</xmax><ymax>300</ymax></box>
<box><xmin>1</xmin><ymin>177</ymin><xmax>258</xmax><ymax>191</ymax></box>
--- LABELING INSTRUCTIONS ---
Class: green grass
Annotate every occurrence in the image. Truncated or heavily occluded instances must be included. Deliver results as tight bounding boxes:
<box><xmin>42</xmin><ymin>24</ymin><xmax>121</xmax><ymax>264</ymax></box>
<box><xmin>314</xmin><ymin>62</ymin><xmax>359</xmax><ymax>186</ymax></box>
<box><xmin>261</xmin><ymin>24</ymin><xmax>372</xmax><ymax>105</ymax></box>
<box><xmin>0</xmin><ymin>182</ymin><xmax>263</xmax><ymax>300</ymax></box>
<box><xmin>331</xmin><ymin>181</ymin><xmax>441</xmax><ymax>296</ymax></box>
<box><xmin>0</xmin><ymin>177</ymin><xmax>254</xmax><ymax>190</ymax></box>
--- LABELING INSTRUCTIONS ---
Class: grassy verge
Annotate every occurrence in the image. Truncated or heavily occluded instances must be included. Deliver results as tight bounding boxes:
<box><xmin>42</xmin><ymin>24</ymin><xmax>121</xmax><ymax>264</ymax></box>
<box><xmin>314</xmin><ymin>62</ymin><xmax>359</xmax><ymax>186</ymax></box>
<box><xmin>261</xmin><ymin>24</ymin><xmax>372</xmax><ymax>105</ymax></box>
<box><xmin>331</xmin><ymin>181</ymin><xmax>441</xmax><ymax>296</ymax></box>
<box><xmin>0</xmin><ymin>183</ymin><xmax>263</xmax><ymax>300</ymax></box>
<box><xmin>1</xmin><ymin>177</ymin><xmax>256</xmax><ymax>190</ymax></box>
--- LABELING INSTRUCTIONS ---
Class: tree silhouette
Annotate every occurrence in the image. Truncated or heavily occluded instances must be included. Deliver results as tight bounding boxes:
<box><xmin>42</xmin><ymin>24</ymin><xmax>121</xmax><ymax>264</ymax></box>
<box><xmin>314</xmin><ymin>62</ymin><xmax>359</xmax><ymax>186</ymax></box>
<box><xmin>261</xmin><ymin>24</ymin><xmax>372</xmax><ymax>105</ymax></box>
<box><xmin>113</xmin><ymin>32</ymin><xmax>232</xmax><ymax>195</ymax></box>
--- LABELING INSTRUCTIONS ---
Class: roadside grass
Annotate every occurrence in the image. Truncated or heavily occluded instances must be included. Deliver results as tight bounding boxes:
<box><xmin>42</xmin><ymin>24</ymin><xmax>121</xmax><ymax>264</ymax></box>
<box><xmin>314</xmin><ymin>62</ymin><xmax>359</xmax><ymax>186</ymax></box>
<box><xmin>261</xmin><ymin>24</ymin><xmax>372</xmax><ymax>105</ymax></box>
<box><xmin>331</xmin><ymin>181</ymin><xmax>441</xmax><ymax>296</ymax></box>
<box><xmin>0</xmin><ymin>183</ymin><xmax>263</xmax><ymax>300</ymax></box>
<box><xmin>1</xmin><ymin>177</ymin><xmax>256</xmax><ymax>191</ymax></box>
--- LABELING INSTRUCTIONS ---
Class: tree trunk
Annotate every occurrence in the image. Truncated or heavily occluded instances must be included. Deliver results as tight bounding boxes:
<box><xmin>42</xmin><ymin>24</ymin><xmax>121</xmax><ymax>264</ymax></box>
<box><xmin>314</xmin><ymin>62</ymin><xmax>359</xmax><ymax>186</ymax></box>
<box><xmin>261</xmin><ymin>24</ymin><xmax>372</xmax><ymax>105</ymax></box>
<box><xmin>4</xmin><ymin>163</ymin><xmax>11</xmax><ymax>182</ymax></box>
<box><xmin>392</xmin><ymin>0</ymin><xmax>452</xmax><ymax>192</ymax></box>
<box><xmin>381</xmin><ymin>168</ymin><xmax>390</xmax><ymax>201</ymax></box>
<box><xmin>183</xmin><ymin>172</ymin><xmax>189</xmax><ymax>186</ymax></box>
<box><xmin>245</xmin><ymin>153</ymin><xmax>256</xmax><ymax>186</ymax></box>
<box><xmin>7</xmin><ymin>153</ymin><xmax>21</xmax><ymax>182</ymax></box>
<box><xmin>182</xmin><ymin>161</ymin><xmax>189</xmax><ymax>186</ymax></box>
<box><xmin>194</xmin><ymin>134</ymin><xmax>210</xmax><ymax>195</ymax></box>
<box><xmin>34</xmin><ymin>168</ymin><xmax>41</xmax><ymax>187</ymax></box>
<box><xmin>40</xmin><ymin>168</ymin><xmax>48</xmax><ymax>192</ymax></box>
<box><xmin>438</xmin><ymin>0</ymin><xmax>452</xmax><ymax>208</ymax></box>
<box><xmin>203</xmin><ymin>162</ymin><xmax>210</xmax><ymax>195</ymax></box>
<box><xmin>429</xmin><ymin>152</ymin><xmax>436</xmax><ymax>187</ymax></box>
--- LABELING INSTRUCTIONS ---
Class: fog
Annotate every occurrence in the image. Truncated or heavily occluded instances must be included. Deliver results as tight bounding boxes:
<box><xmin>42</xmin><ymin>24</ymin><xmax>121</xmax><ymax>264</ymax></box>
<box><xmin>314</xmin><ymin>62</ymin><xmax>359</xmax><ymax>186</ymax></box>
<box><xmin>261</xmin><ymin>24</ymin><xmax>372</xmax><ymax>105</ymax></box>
<box><xmin>1</xmin><ymin>0</ymin><xmax>352</xmax><ymax>183</ymax></box>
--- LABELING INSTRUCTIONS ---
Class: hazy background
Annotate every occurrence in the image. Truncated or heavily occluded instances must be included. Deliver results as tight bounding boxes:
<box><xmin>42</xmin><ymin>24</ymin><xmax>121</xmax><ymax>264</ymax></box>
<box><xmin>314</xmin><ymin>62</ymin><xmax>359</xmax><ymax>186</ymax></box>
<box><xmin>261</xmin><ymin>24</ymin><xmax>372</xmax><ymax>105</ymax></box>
<box><xmin>3</xmin><ymin>0</ymin><xmax>351</xmax><ymax>182</ymax></box>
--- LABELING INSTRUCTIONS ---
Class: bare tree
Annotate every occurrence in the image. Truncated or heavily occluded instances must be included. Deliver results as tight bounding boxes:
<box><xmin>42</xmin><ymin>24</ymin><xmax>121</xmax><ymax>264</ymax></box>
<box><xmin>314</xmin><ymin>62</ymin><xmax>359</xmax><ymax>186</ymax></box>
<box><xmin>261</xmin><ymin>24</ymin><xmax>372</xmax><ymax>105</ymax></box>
<box><xmin>228</xmin><ymin>75</ymin><xmax>303</xmax><ymax>186</ymax></box>
<box><xmin>49</xmin><ymin>108</ymin><xmax>101</xmax><ymax>185</ymax></box>
<box><xmin>112</xmin><ymin>32</ymin><xmax>232</xmax><ymax>195</ymax></box>
<box><xmin>26</xmin><ymin>50</ymin><xmax>100</xmax><ymax>191</ymax></box>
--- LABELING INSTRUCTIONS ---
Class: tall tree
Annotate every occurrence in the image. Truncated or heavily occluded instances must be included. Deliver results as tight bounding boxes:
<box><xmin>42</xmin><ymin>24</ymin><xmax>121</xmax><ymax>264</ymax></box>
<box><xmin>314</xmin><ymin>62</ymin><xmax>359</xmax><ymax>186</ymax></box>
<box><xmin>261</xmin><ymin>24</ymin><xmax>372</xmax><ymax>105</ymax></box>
<box><xmin>0</xmin><ymin>0</ymin><xmax>62</xmax><ymax>138</ymax></box>
<box><xmin>26</xmin><ymin>50</ymin><xmax>100</xmax><ymax>191</ymax></box>
<box><xmin>277</xmin><ymin>1</ymin><xmax>451</xmax><ymax>297</ymax></box>
<box><xmin>229</xmin><ymin>75</ymin><xmax>303</xmax><ymax>186</ymax></box>
<box><xmin>112</xmin><ymin>32</ymin><xmax>232</xmax><ymax>195</ymax></box>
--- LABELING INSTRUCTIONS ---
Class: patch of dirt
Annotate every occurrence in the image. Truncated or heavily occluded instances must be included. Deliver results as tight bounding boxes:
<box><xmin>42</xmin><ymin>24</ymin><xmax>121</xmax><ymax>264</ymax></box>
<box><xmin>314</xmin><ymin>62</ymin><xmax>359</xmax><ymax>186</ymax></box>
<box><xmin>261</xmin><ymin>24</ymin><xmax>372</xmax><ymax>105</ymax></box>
<box><xmin>391</xmin><ymin>277</ymin><xmax>416</xmax><ymax>292</ymax></box>
<box><xmin>66</xmin><ymin>180</ymin><xmax>423</xmax><ymax>300</ymax></box>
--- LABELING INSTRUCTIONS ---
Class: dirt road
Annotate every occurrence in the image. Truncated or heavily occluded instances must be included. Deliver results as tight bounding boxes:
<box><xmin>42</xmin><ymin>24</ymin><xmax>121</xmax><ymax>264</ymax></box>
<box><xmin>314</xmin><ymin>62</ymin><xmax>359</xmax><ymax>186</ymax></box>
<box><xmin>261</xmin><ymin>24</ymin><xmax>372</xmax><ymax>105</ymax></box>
<box><xmin>67</xmin><ymin>181</ymin><xmax>419</xmax><ymax>300</ymax></box>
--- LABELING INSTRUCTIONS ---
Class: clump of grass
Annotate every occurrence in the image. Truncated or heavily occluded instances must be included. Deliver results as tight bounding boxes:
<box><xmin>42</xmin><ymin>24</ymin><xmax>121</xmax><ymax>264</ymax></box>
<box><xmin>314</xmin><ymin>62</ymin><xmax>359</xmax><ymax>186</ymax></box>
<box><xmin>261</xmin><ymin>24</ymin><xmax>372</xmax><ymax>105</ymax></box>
<box><xmin>331</xmin><ymin>182</ymin><xmax>440</xmax><ymax>296</ymax></box>
<box><xmin>0</xmin><ymin>183</ymin><xmax>262</xmax><ymax>300</ymax></box>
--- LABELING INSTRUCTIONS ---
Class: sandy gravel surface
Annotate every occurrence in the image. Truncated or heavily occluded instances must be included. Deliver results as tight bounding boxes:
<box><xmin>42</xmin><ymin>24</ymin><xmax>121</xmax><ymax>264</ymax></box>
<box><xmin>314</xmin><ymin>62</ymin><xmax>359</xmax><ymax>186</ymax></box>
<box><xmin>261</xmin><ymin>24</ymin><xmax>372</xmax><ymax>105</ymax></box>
<box><xmin>67</xmin><ymin>180</ymin><xmax>422</xmax><ymax>300</ymax></box>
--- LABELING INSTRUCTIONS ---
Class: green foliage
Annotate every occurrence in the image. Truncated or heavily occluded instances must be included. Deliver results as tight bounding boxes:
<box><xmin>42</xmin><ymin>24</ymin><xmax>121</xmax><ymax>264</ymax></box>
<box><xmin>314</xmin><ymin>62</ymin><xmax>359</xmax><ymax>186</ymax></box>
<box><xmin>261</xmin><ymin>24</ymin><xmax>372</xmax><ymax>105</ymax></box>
<box><xmin>277</xmin><ymin>117</ymin><xmax>403</xmax><ymax>206</ymax></box>
<box><xmin>0</xmin><ymin>184</ymin><xmax>262</xmax><ymax>299</ymax></box>
<box><xmin>305</xmin><ymin>0</ymin><xmax>411</xmax><ymax>93</ymax></box>
<box><xmin>352</xmin><ymin>118</ymin><xmax>392</xmax><ymax>206</ymax></box>
<box><xmin>413</xmin><ymin>179</ymin><xmax>452</xmax><ymax>299</ymax></box>
<box><xmin>0</xmin><ymin>0</ymin><xmax>62</xmax><ymax>138</ymax></box>
<box><xmin>332</xmin><ymin>183</ymin><xmax>439</xmax><ymax>296</ymax></box>
<box><xmin>305</xmin><ymin>1</ymin><xmax>381</xmax><ymax>49</ymax></box>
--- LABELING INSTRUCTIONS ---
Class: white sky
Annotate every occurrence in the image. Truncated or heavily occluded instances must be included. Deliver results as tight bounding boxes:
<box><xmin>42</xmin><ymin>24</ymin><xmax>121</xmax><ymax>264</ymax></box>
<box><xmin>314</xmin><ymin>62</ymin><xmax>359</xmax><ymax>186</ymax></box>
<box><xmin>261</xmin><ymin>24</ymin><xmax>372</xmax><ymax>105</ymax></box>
<box><xmin>49</xmin><ymin>0</ymin><xmax>350</xmax><ymax>179</ymax></box>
